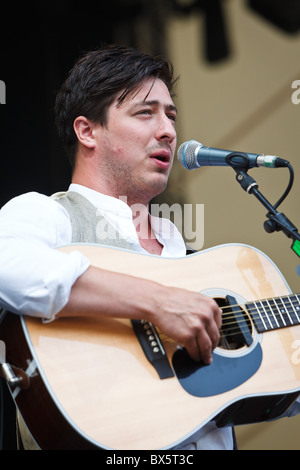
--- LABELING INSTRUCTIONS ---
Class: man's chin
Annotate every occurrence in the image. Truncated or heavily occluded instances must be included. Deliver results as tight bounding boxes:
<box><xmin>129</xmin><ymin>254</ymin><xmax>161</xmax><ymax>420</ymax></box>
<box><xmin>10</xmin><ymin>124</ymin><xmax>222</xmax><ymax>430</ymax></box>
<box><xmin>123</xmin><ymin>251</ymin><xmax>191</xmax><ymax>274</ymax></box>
<box><xmin>150</xmin><ymin>174</ymin><xmax>169</xmax><ymax>196</ymax></box>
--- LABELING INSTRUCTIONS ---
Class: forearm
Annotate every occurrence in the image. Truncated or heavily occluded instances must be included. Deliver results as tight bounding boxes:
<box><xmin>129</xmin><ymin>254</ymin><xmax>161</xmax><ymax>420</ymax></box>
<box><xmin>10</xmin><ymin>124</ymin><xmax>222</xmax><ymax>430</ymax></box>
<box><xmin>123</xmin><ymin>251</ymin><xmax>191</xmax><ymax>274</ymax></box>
<box><xmin>57</xmin><ymin>265</ymin><xmax>162</xmax><ymax>322</ymax></box>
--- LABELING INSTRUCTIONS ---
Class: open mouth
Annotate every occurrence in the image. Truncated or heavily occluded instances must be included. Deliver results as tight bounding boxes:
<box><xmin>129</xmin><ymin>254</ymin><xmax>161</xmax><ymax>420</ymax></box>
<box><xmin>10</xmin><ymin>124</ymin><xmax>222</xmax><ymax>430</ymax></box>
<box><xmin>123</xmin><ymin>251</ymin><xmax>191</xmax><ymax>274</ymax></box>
<box><xmin>152</xmin><ymin>155</ymin><xmax>169</xmax><ymax>163</ymax></box>
<box><xmin>150</xmin><ymin>155</ymin><xmax>171</xmax><ymax>170</ymax></box>
<box><xmin>149</xmin><ymin>150</ymin><xmax>171</xmax><ymax>168</ymax></box>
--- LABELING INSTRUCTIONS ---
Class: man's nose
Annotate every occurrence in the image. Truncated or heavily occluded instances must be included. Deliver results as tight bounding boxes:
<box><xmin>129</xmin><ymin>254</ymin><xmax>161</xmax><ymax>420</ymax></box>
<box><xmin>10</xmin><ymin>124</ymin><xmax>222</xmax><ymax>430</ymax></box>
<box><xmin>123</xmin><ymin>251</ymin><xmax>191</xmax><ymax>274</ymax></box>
<box><xmin>155</xmin><ymin>115</ymin><xmax>176</xmax><ymax>142</ymax></box>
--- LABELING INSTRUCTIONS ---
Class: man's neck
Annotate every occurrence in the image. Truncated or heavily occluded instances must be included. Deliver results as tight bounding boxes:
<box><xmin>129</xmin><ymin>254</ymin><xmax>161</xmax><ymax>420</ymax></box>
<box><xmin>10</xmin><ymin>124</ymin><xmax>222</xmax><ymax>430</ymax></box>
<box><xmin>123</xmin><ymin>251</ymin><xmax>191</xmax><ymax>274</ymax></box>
<box><xmin>131</xmin><ymin>206</ymin><xmax>163</xmax><ymax>256</ymax></box>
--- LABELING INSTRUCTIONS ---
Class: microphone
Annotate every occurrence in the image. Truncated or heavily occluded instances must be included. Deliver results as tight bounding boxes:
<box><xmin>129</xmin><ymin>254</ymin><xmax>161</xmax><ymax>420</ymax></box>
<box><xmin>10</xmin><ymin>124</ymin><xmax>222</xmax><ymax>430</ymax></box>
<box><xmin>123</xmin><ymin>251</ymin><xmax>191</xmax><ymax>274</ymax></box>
<box><xmin>177</xmin><ymin>140</ymin><xmax>289</xmax><ymax>170</ymax></box>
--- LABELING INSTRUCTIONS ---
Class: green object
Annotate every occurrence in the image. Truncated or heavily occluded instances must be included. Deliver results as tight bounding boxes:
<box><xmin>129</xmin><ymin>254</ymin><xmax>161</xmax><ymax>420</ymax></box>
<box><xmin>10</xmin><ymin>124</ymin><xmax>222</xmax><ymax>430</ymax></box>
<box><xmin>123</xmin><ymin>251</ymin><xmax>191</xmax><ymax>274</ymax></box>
<box><xmin>292</xmin><ymin>239</ymin><xmax>300</xmax><ymax>257</ymax></box>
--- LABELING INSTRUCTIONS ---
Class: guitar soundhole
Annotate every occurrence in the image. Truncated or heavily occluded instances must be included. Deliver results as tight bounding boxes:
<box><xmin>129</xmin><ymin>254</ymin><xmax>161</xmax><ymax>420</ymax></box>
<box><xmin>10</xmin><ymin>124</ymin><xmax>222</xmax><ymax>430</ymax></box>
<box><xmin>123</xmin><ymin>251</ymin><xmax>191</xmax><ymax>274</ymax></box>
<box><xmin>215</xmin><ymin>297</ymin><xmax>253</xmax><ymax>351</ymax></box>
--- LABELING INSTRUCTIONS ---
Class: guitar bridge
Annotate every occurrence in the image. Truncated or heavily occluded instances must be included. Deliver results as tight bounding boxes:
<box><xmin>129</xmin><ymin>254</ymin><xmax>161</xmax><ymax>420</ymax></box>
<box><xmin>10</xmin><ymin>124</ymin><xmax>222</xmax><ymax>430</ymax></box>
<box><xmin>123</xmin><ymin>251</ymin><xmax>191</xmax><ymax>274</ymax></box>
<box><xmin>131</xmin><ymin>320</ymin><xmax>174</xmax><ymax>379</ymax></box>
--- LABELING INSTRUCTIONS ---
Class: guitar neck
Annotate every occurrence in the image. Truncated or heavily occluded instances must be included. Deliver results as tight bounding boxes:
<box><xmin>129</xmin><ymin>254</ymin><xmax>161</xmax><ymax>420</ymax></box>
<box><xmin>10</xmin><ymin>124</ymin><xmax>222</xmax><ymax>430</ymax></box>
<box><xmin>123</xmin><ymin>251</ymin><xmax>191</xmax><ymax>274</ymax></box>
<box><xmin>246</xmin><ymin>293</ymin><xmax>300</xmax><ymax>333</ymax></box>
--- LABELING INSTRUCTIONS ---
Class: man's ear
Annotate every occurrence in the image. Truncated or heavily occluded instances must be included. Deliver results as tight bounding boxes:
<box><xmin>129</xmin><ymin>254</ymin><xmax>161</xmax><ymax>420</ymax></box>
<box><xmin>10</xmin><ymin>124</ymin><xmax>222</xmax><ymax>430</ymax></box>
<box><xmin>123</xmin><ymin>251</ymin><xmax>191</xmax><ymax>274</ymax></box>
<box><xmin>73</xmin><ymin>116</ymin><xmax>96</xmax><ymax>149</ymax></box>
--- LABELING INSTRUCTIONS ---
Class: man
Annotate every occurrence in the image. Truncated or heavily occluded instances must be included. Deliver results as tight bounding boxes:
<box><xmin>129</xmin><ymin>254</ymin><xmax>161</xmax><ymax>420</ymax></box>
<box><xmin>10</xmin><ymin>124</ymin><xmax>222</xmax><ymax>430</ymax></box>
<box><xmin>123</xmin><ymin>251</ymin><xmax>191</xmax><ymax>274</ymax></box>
<box><xmin>0</xmin><ymin>45</ymin><xmax>234</xmax><ymax>449</ymax></box>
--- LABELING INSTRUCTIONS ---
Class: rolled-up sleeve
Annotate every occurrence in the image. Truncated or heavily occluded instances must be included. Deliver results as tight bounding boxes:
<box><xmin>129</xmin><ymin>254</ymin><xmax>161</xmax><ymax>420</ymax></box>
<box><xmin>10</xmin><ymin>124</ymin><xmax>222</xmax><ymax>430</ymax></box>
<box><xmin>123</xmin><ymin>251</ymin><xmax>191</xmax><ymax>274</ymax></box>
<box><xmin>0</xmin><ymin>192</ymin><xmax>90</xmax><ymax>320</ymax></box>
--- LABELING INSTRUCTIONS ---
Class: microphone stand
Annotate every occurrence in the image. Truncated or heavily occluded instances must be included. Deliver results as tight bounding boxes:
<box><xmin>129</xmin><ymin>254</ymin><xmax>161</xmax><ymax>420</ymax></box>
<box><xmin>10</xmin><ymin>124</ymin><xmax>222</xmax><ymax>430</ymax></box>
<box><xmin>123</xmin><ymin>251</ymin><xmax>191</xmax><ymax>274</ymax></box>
<box><xmin>227</xmin><ymin>152</ymin><xmax>300</xmax><ymax>260</ymax></box>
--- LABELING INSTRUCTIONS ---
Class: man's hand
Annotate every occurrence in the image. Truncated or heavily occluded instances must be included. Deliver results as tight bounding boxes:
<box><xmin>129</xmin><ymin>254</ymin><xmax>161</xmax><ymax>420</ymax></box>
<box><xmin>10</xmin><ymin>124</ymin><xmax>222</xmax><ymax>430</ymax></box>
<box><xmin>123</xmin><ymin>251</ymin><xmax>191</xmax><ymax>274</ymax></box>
<box><xmin>152</xmin><ymin>287</ymin><xmax>222</xmax><ymax>364</ymax></box>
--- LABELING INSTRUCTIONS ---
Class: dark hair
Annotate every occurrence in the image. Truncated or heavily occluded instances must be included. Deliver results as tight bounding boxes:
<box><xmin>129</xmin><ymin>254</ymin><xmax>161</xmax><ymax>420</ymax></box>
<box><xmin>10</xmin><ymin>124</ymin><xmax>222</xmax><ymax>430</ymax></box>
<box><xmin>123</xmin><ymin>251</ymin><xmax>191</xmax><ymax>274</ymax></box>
<box><xmin>55</xmin><ymin>44</ymin><xmax>178</xmax><ymax>167</ymax></box>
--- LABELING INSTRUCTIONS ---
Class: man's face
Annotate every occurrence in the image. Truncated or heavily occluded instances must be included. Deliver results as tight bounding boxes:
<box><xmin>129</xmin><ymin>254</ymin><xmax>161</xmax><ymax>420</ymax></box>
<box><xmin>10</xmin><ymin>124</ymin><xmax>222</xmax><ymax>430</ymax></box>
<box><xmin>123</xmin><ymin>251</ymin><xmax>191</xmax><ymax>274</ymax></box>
<box><xmin>94</xmin><ymin>78</ymin><xmax>177</xmax><ymax>205</ymax></box>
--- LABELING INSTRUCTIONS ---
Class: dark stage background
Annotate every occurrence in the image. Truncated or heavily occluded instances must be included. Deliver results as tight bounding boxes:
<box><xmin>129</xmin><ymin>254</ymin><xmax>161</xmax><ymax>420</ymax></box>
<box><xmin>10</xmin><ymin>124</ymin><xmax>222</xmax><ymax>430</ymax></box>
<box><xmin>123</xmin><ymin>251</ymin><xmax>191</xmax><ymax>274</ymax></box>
<box><xmin>0</xmin><ymin>1</ymin><xmax>169</xmax><ymax>207</ymax></box>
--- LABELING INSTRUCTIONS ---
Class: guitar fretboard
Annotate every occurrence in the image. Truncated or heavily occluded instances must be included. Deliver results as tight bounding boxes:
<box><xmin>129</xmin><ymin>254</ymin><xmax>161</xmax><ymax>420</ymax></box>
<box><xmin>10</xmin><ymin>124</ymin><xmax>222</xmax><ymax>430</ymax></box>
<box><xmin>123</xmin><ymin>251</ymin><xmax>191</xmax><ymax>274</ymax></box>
<box><xmin>246</xmin><ymin>294</ymin><xmax>300</xmax><ymax>333</ymax></box>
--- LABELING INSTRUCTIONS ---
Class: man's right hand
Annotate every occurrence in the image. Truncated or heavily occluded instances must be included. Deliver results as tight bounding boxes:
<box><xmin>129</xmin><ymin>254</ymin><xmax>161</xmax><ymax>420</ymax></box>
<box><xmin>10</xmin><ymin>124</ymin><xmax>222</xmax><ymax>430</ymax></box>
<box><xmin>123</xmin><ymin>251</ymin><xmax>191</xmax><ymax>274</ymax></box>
<box><xmin>150</xmin><ymin>286</ymin><xmax>222</xmax><ymax>364</ymax></box>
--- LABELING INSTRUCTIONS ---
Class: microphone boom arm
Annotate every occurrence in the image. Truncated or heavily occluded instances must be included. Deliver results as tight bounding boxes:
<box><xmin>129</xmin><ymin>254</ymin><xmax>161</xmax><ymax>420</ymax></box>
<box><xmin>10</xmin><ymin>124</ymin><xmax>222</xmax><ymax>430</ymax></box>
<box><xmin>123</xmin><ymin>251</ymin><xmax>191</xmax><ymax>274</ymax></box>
<box><xmin>228</xmin><ymin>153</ymin><xmax>300</xmax><ymax>258</ymax></box>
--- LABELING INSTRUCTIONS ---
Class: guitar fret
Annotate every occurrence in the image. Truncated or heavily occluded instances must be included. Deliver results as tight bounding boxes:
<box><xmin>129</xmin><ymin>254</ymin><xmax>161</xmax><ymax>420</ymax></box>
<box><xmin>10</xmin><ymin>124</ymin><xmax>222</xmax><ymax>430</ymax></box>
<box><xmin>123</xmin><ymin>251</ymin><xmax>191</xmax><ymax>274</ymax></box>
<box><xmin>285</xmin><ymin>295</ymin><xmax>299</xmax><ymax>325</ymax></box>
<box><xmin>256</xmin><ymin>301</ymin><xmax>269</xmax><ymax>331</ymax></box>
<box><xmin>292</xmin><ymin>294</ymin><xmax>300</xmax><ymax>322</ymax></box>
<box><xmin>271</xmin><ymin>298</ymin><xmax>285</xmax><ymax>328</ymax></box>
<box><xmin>283</xmin><ymin>298</ymin><xmax>293</xmax><ymax>324</ymax></box>
<box><xmin>258</xmin><ymin>300</ymin><xmax>273</xmax><ymax>330</ymax></box>
<box><xmin>274</xmin><ymin>297</ymin><xmax>288</xmax><ymax>327</ymax></box>
<box><xmin>247</xmin><ymin>294</ymin><xmax>300</xmax><ymax>333</ymax></box>
<box><xmin>279</xmin><ymin>297</ymin><xmax>296</xmax><ymax>326</ymax></box>
<box><xmin>246</xmin><ymin>301</ymin><xmax>268</xmax><ymax>332</ymax></box>
<box><xmin>264</xmin><ymin>299</ymin><xmax>278</xmax><ymax>329</ymax></box>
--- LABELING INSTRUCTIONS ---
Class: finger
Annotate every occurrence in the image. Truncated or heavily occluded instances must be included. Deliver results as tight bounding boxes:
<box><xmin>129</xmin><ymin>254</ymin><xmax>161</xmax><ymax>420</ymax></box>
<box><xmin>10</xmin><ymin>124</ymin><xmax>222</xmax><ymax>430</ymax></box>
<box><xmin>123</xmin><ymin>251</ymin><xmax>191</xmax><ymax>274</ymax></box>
<box><xmin>184</xmin><ymin>337</ymin><xmax>202</xmax><ymax>362</ymax></box>
<box><xmin>206</xmin><ymin>320</ymin><xmax>221</xmax><ymax>351</ymax></box>
<box><xmin>215</xmin><ymin>306</ymin><xmax>223</xmax><ymax>330</ymax></box>
<box><xmin>187</xmin><ymin>328</ymin><xmax>214</xmax><ymax>364</ymax></box>
<box><xmin>198</xmin><ymin>295</ymin><xmax>222</xmax><ymax>329</ymax></box>
<box><xmin>193</xmin><ymin>316</ymin><xmax>220</xmax><ymax>363</ymax></box>
<box><xmin>196</xmin><ymin>300</ymin><xmax>221</xmax><ymax>350</ymax></box>
<box><xmin>208</xmin><ymin>298</ymin><xmax>223</xmax><ymax>330</ymax></box>
<box><xmin>197</xmin><ymin>332</ymin><xmax>213</xmax><ymax>364</ymax></box>
<box><xmin>183</xmin><ymin>314</ymin><xmax>220</xmax><ymax>364</ymax></box>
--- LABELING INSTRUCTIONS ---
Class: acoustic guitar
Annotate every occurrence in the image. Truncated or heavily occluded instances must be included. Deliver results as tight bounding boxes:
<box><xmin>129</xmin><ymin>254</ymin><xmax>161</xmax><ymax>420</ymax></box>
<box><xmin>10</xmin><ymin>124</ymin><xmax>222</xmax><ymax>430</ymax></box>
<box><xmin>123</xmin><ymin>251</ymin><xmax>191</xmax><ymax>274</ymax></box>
<box><xmin>1</xmin><ymin>243</ymin><xmax>300</xmax><ymax>449</ymax></box>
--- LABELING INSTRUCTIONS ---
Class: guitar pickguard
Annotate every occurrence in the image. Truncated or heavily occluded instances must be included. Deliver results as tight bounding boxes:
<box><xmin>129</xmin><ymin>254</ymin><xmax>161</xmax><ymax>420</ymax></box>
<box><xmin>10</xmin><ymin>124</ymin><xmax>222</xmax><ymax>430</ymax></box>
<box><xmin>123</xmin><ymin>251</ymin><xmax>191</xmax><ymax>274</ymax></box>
<box><xmin>172</xmin><ymin>343</ymin><xmax>263</xmax><ymax>397</ymax></box>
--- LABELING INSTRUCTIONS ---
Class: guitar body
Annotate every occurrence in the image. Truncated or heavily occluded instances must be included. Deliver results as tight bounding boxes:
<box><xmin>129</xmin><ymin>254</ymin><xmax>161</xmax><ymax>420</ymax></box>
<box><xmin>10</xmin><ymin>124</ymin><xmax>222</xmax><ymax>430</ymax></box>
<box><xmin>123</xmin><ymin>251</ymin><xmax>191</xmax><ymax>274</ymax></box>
<box><xmin>1</xmin><ymin>243</ymin><xmax>300</xmax><ymax>449</ymax></box>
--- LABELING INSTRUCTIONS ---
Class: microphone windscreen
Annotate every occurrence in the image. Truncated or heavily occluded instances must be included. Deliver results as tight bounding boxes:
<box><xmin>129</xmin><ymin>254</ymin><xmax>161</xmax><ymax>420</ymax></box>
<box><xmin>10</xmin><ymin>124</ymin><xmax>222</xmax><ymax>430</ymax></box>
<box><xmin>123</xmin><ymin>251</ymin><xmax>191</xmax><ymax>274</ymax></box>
<box><xmin>177</xmin><ymin>140</ymin><xmax>202</xmax><ymax>169</ymax></box>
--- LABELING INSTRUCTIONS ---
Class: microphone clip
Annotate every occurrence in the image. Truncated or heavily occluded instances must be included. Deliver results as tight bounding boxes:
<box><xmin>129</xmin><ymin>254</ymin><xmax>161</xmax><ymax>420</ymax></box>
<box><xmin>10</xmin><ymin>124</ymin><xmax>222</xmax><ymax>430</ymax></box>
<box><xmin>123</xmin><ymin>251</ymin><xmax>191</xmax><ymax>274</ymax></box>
<box><xmin>235</xmin><ymin>170</ymin><xmax>258</xmax><ymax>194</ymax></box>
<box><xmin>225</xmin><ymin>151</ymin><xmax>254</xmax><ymax>170</ymax></box>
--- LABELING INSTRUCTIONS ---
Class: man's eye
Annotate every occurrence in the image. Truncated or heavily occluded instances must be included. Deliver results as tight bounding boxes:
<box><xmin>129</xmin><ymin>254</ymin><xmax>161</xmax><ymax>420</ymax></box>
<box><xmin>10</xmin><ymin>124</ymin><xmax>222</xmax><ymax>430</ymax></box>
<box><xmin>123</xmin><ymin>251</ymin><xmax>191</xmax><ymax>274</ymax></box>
<box><xmin>138</xmin><ymin>109</ymin><xmax>151</xmax><ymax>115</ymax></box>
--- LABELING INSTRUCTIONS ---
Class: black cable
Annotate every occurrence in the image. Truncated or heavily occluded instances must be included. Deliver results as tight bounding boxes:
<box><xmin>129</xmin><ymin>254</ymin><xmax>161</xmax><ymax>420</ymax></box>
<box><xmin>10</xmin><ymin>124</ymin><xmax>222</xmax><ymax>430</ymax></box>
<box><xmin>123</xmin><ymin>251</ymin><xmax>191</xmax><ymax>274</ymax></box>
<box><xmin>273</xmin><ymin>162</ymin><xmax>294</xmax><ymax>210</ymax></box>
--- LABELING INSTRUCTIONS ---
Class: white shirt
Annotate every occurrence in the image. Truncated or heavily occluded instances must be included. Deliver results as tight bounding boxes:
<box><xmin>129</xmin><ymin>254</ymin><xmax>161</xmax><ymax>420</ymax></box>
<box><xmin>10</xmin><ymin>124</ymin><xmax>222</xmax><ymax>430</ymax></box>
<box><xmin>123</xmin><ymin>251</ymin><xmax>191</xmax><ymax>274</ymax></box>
<box><xmin>0</xmin><ymin>183</ymin><xmax>234</xmax><ymax>450</ymax></box>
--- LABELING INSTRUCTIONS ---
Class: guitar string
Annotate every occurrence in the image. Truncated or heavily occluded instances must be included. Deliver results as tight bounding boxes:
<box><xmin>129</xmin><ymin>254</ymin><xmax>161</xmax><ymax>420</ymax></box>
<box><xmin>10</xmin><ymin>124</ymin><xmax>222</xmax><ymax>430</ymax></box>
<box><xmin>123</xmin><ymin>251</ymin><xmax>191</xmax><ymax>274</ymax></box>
<box><xmin>218</xmin><ymin>306</ymin><xmax>299</xmax><ymax>330</ymax></box>
<box><xmin>159</xmin><ymin>295</ymin><xmax>300</xmax><ymax>344</ymax></box>
<box><xmin>219</xmin><ymin>306</ymin><xmax>292</xmax><ymax>324</ymax></box>
<box><xmin>216</xmin><ymin>294</ymin><xmax>300</xmax><ymax>322</ymax></box>
<box><xmin>215</xmin><ymin>295</ymin><xmax>300</xmax><ymax>336</ymax></box>
<box><xmin>218</xmin><ymin>311</ymin><xmax>292</xmax><ymax>341</ymax></box>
